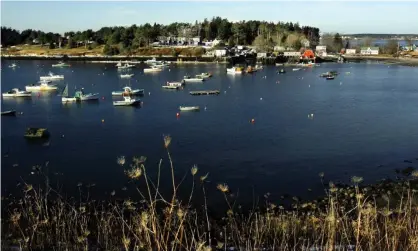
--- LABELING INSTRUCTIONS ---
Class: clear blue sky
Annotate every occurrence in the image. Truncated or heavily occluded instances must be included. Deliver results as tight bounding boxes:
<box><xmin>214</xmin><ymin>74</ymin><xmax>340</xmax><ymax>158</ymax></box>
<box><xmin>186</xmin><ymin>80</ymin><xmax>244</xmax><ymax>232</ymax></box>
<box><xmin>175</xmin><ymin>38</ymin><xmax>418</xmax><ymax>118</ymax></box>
<box><xmin>1</xmin><ymin>1</ymin><xmax>418</xmax><ymax>35</ymax></box>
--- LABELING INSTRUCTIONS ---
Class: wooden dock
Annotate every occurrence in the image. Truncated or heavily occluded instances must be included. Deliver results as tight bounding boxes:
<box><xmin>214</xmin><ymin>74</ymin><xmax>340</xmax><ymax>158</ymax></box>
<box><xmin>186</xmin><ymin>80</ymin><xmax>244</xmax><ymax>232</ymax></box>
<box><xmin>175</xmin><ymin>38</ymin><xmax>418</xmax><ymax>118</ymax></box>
<box><xmin>189</xmin><ymin>90</ymin><xmax>220</xmax><ymax>96</ymax></box>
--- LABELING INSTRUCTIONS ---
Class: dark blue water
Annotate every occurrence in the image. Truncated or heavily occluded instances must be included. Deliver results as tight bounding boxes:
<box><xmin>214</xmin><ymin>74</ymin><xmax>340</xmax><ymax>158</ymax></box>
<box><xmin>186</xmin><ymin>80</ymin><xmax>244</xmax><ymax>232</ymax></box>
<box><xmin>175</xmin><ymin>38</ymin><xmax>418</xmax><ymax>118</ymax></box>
<box><xmin>2</xmin><ymin>60</ymin><xmax>418</xmax><ymax>206</ymax></box>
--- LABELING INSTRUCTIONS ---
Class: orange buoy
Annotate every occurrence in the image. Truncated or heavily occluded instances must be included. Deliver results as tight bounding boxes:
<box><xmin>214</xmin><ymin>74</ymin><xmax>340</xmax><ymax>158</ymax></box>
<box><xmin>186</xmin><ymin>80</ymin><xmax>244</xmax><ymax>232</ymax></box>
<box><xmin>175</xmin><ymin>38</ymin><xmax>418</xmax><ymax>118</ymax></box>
<box><xmin>102</xmin><ymin>96</ymin><xmax>105</xmax><ymax>100</ymax></box>
<box><xmin>176</xmin><ymin>112</ymin><xmax>180</xmax><ymax>117</ymax></box>
<box><xmin>101</xmin><ymin>119</ymin><xmax>105</xmax><ymax>123</ymax></box>
<box><xmin>251</xmin><ymin>118</ymin><xmax>255</xmax><ymax>123</ymax></box>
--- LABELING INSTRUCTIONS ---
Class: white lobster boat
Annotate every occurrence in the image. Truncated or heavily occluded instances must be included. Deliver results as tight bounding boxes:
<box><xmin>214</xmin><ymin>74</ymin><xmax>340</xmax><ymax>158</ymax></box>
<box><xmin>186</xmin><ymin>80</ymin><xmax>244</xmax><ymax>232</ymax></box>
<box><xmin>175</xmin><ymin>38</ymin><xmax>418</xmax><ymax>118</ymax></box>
<box><xmin>112</xmin><ymin>86</ymin><xmax>144</xmax><ymax>96</ymax></box>
<box><xmin>40</xmin><ymin>72</ymin><xmax>64</xmax><ymax>81</ymax></box>
<box><xmin>113</xmin><ymin>96</ymin><xmax>141</xmax><ymax>106</ymax></box>
<box><xmin>2</xmin><ymin>88</ymin><xmax>32</xmax><ymax>97</ymax></box>
<box><xmin>144</xmin><ymin>66</ymin><xmax>162</xmax><ymax>73</ymax></box>
<box><xmin>120</xmin><ymin>74</ymin><xmax>134</xmax><ymax>78</ymax></box>
<box><xmin>179</xmin><ymin>106</ymin><xmax>200</xmax><ymax>111</ymax></box>
<box><xmin>183</xmin><ymin>75</ymin><xmax>204</xmax><ymax>83</ymax></box>
<box><xmin>25</xmin><ymin>81</ymin><xmax>58</xmax><ymax>91</ymax></box>
<box><xmin>226</xmin><ymin>67</ymin><xmax>243</xmax><ymax>74</ymax></box>
<box><xmin>116</xmin><ymin>62</ymin><xmax>134</xmax><ymax>70</ymax></box>
<box><xmin>61</xmin><ymin>84</ymin><xmax>99</xmax><ymax>102</ymax></box>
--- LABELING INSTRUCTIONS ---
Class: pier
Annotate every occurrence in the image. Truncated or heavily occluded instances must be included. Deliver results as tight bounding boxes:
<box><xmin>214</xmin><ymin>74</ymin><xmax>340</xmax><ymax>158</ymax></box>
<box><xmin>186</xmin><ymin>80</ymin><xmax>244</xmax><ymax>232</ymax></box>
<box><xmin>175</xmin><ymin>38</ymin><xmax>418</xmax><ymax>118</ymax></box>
<box><xmin>189</xmin><ymin>90</ymin><xmax>220</xmax><ymax>96</ymax></box>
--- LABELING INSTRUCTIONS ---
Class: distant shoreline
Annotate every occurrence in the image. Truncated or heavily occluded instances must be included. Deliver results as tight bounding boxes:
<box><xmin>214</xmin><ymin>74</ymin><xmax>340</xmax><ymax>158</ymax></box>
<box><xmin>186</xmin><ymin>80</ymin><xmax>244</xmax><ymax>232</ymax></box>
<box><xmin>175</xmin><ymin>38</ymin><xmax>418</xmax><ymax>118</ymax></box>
<box><xmin>343</xmin><ymin>55</ymin><xmax>418</xmax><ymax>66</ymax></box>
<box><xmin>2</xmin><ymin>53</ymin><xmax>418</xmax><ymax>67</ymax></box>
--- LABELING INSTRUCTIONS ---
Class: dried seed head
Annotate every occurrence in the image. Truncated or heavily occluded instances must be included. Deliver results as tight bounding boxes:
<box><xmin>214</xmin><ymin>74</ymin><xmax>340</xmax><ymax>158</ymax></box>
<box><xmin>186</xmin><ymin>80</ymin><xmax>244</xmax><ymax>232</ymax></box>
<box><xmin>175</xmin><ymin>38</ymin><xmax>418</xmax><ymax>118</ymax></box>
<box><xmin>164</xmin><ymin>135</ymin><xmax>172</xmax><ymax>148</ymax></box>
<box><xmin>191</xmin><ymin>165</ymin><xmax>198</xmax><ymax>176</ymax></box>
<box><xmin>217</xmin><ymin>183</ymin><xmax>229</xmax><ymax>193</ymax></box>
<box><xmin>125</xmin><ymin>166</ymin><xmax>142</xmax><ymax>179</ymax></box>
<box><xmin>117</xmin><ymin>156</ymin><xmax>126</xmax><ymax>166</ymax></box>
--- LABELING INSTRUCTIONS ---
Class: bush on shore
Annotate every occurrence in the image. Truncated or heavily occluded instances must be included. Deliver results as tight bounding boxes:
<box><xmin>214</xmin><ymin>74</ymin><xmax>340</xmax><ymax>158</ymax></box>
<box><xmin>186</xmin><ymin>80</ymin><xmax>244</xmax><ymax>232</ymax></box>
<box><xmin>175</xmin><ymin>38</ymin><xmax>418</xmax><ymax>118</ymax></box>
<box><xmin>2</xmin><ymin>136</ymin><xmax>418</xmax><ymax>251</ymax></box>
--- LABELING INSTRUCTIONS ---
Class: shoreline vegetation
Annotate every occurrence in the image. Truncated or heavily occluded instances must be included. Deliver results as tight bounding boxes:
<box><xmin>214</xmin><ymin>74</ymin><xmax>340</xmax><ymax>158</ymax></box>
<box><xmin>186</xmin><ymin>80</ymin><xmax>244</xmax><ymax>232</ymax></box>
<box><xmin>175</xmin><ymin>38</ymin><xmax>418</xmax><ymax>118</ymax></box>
<box><xmin>2</xmin><ymin>137</ymin><xmax>418</xmax><ymax>251</ymax></box>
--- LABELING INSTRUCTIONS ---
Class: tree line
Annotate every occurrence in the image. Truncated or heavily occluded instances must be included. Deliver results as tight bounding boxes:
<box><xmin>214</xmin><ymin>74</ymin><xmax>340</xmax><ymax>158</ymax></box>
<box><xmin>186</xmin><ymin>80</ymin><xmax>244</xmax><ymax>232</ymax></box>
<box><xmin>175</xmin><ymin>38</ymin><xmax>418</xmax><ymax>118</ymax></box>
<box><xmin>1</xmin><ymin>17</ymin><xmax>320</xmax><ymax>55</ymax></box>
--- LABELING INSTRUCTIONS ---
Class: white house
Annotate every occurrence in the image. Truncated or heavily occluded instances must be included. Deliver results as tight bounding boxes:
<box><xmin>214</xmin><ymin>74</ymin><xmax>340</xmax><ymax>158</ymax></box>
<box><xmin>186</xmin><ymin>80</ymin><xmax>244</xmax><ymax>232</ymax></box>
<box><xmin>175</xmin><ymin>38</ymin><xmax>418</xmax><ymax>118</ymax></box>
<box><xmin>283</xmin><ymin>51</ymin><xmax>301</xmax><ymax>57</ymax></box>
<box><xmin>257</xmin><ymin>52</ymin><xmax>267</xmax><ymax>58</ymax></box>
<box><xmin>360</xmin><ymin>47</ymin><xmax>379</xmax><ymax>55</ymax></box>
<box><xmin>215</xmin><ymin>49</ymin><xmax>227</xmax><ymax>57</ymax></box>
<box><xmin>345</xmin><ymin>49</ymin><xmax>356</xmax><ymax>55</ymax></box>
<box><xmin>191</xmin><ymin>37</ymin><xmax>201</xmax><ymax>46</ymax></box>
<box><xmin>274</xmin><ymin>46</ymin><xmax>286</xmax><ymax>51</ymax></box>
<box><xmin>315</xmin><ymin>45</ymin><xmax>327</xmax><ymax>57</ymax></box>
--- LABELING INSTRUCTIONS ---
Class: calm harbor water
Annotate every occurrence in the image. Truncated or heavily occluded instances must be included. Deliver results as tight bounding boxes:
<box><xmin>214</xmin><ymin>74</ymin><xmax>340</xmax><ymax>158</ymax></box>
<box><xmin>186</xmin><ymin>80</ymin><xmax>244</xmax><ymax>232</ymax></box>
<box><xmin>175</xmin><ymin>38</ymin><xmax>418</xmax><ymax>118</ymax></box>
<box><xmin>2</xmin><ymin>60</ymin><xmax>418</xmax><ymax>206</ymax></box>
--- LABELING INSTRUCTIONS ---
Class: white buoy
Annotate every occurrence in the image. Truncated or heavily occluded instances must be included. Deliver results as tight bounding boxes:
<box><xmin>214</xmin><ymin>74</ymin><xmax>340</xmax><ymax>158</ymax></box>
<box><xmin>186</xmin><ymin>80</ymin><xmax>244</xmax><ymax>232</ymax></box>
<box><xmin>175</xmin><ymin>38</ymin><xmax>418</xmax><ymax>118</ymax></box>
<box><xmin>260</xmin><ymin>97</ymin><xmax>263</xmax><ymax>101</ymax></box>
<box><xmin>148</xmin><ymin>92</ymin><xmax>151</xmax><ymax>96</ymax></box>
<box><xmin>204</xmin><ymin>106</ymin><xmax>207</xmax><ymax>110</ymax></box>
<box><xmin>309</xmin><ymin>85</ymin><xmax>310</xmax><ymax>87</ymax></box>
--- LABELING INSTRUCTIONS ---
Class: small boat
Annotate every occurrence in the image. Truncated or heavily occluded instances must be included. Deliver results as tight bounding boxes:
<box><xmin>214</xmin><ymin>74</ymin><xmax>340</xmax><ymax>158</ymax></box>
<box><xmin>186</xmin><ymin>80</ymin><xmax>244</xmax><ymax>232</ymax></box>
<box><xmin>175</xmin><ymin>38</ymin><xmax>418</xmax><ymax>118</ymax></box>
<box><xmin>25</xmin><ymin>82</ymin><xmax>58</xmax><ymax>91</ymax></box>
<box><xmin>166</xmin><ymin>81</ymin><xmax>184</xmax><ymax>87</ymax></box>
<box><xmin>9</xmin><ymin>63</ymin><xmax>17</xmax><ymax>68</ymax></box>
<box><xmin>226</xmin><ymin>67</ymin><xmax>243</xmax><ymax>74</ymax></box>
<box><xmin>275</xmin><ymin>63</ymin><xmax>284</xmax><ymax>66</ymax></box>
<box><xmin>292</xmin><ymin>68</ymin><xmax>301</xmax><ymax>71</ymax></box>
<box><xmin>2</xmin><ymin>88</ymin><xmax>32</xmax><ymax>97</ymax></box>
<box><xmin>24</xmin><ymin>128</ymin><xmax>50</xmax><ymax>139</ymax></box>
<box><xmin>183</xmin><ymin>75</ymin><xmax>204</xmax><ymax>82</ymax></box>
<box><xmin>145</xmin><ymin>57</ymin><xmax>159</xmax><ymax>64</ymax></box>
<box><xmin>255</xmin><ymin>64</ymin><xmax>264</xmax><ymax>70</ymax></box>
<box><xmin>326</xmin><ymin>76</ymin><xmax>335</xmax><ymax>80</ymax></box>
<box><xmin>195</xmin><ymin>73</ymin><xmax>212</xmax><ymax>79</ymax></box>
<box><xmin>112</xmin><ymin>86</ymin><xmax>144</xmax><ymax>96</ymax></box>
<box><xmin>152</xmin><ymin>62</ymin><xmax>170</xmax><ymax>68</ymax></box>
<box><xmin>61</xmin><ymin>85</ymin><xmax>99</xmax><ymax>102</ymax></box>
<box><xmin>116</xmin><ymin>62</ymin><xmax>134</xmax><ymax>70</ymax></box>
<box><xmin>162</xmin><ymin>85</ymin><xmax>180</xmax><ymax>90</ymax></box>
<box><xmin>144</xmin><ymin>66</ymin><xmax>162</xmax><ymax>73</ymax></box>
<box><xmin>179</xmin><ymin>106</ymin><xmax>200</xmax><ymax>111</ymax></box>
<box><xmin>113</xmin><ymin>96</ymin><xmax>140</xmax><ymax>106</ymax></box>
<box><xmin>1</xmin><ymin>110</ymin><xmax>17</xmax><ymax>116</ymax></box>
<box><xmin>120</xmin><ymin>74</ymin><xmax>134</xmax><ymax>78</ymax></box>
<box><xmin>52</xmin><ymin>61</ymin><xmax>71</xmax><ymax>67</ymax></box>
<box><xmin>40</xmin><ymin>72</ymin><xmax>64</xmax><ymax>81</ymax></box>
<box><xmin>278</xmin><ymin>69</ymin><xmax>286</xmax><ymax>74</ymax></box>
<box><xmin>320</xmin><ymin>71</ymin><xmax>338</xmax><ymax>78</ymax></box>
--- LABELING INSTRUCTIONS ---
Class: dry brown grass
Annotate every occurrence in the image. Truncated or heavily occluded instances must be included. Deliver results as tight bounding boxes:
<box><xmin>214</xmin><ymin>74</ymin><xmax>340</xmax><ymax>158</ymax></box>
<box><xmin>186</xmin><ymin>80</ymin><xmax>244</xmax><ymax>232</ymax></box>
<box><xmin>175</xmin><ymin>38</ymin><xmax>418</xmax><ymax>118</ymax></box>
<box><xmin>2</xmin><ymin>137</ymin><xmax>418</xmax><ymax>251</ymax></box>
<box><xmin>4</xmin><ymin>45</ymin><xmax>206</xmax><ymax>57</ymax></box>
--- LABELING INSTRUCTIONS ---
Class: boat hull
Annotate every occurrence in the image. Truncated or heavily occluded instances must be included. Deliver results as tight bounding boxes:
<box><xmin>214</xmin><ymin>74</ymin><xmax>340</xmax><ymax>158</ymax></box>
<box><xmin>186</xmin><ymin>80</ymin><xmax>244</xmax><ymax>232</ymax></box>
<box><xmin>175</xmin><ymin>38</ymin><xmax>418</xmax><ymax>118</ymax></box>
<box><xmin>183</xmin><ymin>79</ymin><xmax>204</xmax><ymax>82</ymax></box>
<box><xmin>2</xmin><ymin>93</ymin><xmax>32</xmax><ymax>97</ymax></box>
<box><xmin>113</xmin><ymin>100</ymin><xmax>140</xmax><ymax>106</ymax></box>
<box><xmin>62</xmin><ymin>97</ymin><xmax>77</xmax><ymax>103</ymax></box>
<box><xmin>26</xmin><ymin>86</ymin><xmax>58</xmax><ymax>91</ymax></box>
<box><xmin>179</xmin><ymin>106</ymin><xmax>200</xmax><ymax>111</ymax></box>
<box><xmin>144</xmin><ymin>69</ymin><xmax>162</xmax><ymax>73</ymax></box>
<box><xmin>162</xmin><ymin>86</ymin><xmax>179</xmax><ymax>90</ymax></box>
<box><xmin>1</xmin><ymin>110</ymin><xmax>16</xmax><ymax>116</ymax></box>
<box><xmin>40</xmin><ymin>76</ymin><xmax>64</xmax><ymax>81</ymax></box>
<box><xmin>111</xmin><ymin>89</ymin><xmax>144</xmax><ymax>96</ymax></box>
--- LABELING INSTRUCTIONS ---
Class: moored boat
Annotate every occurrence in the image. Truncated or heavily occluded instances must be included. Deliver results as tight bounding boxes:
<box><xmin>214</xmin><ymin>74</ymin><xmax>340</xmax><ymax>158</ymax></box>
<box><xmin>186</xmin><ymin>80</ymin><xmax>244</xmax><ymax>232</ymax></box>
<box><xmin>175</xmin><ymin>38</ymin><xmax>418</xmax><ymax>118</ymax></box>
<box><xmin>292</xmin><ymin>68</ymin><xmax>301</xmax><ymax>71</ymax></box>
<box><xmin>112</xmin><ymin>86</ymin><xmax>144</xmax><ymax>96</ymax></box>
<box><xmin>120</xmin><ymin>74</ymin><xmax>134</xmax><ymax>78</ymax></box>
<box><xmin>144</xmin><ymin>66</ymin><xmax>162</xmax><ymax>73</ymax></box>
<box><xmin>195</xmin><ymin>72</ymin><xmax>212</xmax><ymax>79</ymax></box>
<box><xmin>1</xmin><ymin>110</ymin><xmax>17</xmax><ymax>116</ymax></box>
<box><xmin>24</xmin><ymin>128</ymin><xmax>50</xmax><ymax>139</ymax></box>
<box><xmin>40</xmin><ymin>72</ymin><xmax>64</xmax><ymax>81</ymax></box>
<box><xmin>226</xmin><ymin>67</ymin><xmax>243</xmax><ymax>74</ymax></box>
<box><xmin>278</xmin><ymin>69</ymin><xmax>286</xmax><ymax>74</ymax></box>
<box><xmin>52</xmin><ymin>61</ymin><xmax>71</xmax><ymax>67</ymax></box>
<box><xmin>2</xmin><ymin>88</ymin><xmax>32</xmax><ymax>97</ymax></box>
<box><xmin>25</xmin><ymin>82</ymin><xmax>58</xmax><ymax>91</ymax></box>
<box><xmin>61</xmin><ymin>85</ymin><xmax>98</xmax><ymax>102</ymax></box>
<box><xmin>9</xmin><ymin>63</ymin><xmax>17</xmax><ymax>68</ymax></box>
<box><xmin>162</xmin><ymin>85</ymin><xmax>180</xmax><ymax>90</ymax></box>
<box><xmin>179</xmin><ymin>106</ymin><xmax>200</xmax><ymax>111</ymax></box>
<box><xmin>113</xmin><ymin>96</ymin><xmax>140</xmax><ymax>106</ymax></box>
<box><xmin>326</xmin><ymin>76</ymin><xmax>335</xmax><ymax>80</ymax></box>
<box><xmin>116</xmin><ymin>62</ymin><xmax>134</xmax><ymax>70</ymax></box>
<box><xmin>183</xmin><ymin>75</ymin><xmax>204</xmax><ymax>82</ymax></box>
